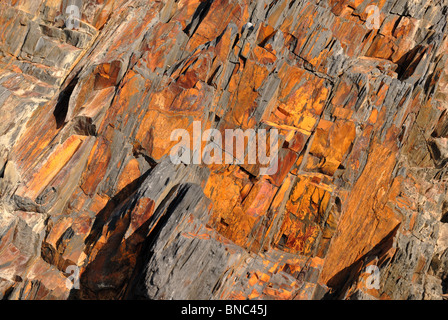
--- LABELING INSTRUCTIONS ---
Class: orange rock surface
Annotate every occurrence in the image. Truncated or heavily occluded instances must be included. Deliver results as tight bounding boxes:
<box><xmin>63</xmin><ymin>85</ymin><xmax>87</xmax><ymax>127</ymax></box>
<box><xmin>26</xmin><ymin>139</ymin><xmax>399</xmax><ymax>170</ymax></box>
<box><xmin>0</xmin><ymin>0</ymin><xmax>447</xmax><ymax>300</ymax></box>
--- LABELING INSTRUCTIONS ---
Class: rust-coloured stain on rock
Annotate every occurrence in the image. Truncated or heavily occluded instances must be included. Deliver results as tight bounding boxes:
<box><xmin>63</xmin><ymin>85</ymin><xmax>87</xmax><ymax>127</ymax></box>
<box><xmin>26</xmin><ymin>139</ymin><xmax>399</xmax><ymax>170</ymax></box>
<box><xmin>0</xmin><ymin>0</ymin><xmax>447</xmax><ymax>301</ymax></box>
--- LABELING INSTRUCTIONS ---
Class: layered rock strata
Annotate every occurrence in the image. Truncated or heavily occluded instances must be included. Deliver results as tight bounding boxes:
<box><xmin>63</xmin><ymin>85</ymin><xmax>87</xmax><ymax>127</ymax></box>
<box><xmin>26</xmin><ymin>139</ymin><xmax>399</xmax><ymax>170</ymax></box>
<box><xmin>0</xmin><ymin>0</ymin><xmax>447</xmax><ymax>300</ymax></box>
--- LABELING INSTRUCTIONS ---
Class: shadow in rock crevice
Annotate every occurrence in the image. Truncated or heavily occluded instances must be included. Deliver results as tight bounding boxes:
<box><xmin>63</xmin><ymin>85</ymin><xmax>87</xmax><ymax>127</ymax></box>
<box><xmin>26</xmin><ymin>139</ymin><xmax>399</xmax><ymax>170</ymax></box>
<box><xmin>322</xmin><ymin>225</ymin><xmax>400</xmax><ymax>300</ymax></box>
<box><xmin>53</xmin><ymin>77</ymin><xmax>79</xmax><ymax>129</ymax></box>
<box><xmin>67</xmin><ymin>168</ymin><xmax>153</xmax><ymax>300</ymax></box>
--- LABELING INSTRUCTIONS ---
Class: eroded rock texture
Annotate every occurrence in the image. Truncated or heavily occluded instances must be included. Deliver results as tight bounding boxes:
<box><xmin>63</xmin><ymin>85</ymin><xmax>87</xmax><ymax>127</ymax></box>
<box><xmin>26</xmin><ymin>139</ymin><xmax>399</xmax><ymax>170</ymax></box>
<box><xmin>0</xmin><ymin>0</ymin><xmax>447</xmax><ymax>300</ymax></box>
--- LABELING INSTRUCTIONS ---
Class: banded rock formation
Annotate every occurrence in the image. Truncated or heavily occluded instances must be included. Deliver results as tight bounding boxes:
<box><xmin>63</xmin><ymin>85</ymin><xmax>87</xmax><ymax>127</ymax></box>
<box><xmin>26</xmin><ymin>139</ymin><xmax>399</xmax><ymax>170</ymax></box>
<box><xmin>0</xmin><ymin>0</ymin><xmax>447</xmax><ymax>300</ymax></box>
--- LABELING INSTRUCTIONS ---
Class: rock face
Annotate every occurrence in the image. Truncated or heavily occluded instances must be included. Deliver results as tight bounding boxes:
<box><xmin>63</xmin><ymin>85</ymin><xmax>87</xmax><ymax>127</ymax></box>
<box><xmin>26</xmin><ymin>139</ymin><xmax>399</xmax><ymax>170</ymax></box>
<box><xmin>0</xmin><ymin>0</ymin><xmax>447</xmax><ymax>300</ymax></box>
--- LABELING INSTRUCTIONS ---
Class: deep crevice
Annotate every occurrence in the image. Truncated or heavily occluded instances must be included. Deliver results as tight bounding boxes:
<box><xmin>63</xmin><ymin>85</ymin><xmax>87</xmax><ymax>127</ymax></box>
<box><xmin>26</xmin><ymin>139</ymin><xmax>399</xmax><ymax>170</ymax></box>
<box><xmin>53</xmin><ymin>77</ymin><xmax>79</xmax><ymax>129</ymax></box>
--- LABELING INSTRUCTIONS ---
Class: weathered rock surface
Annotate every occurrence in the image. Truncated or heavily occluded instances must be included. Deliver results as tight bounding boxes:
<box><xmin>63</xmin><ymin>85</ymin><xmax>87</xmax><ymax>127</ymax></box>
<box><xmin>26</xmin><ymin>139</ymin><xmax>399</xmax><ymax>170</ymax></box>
<box><xmin>0</xmin><ymin>0</ymin><xmax>447</xmax><ymax>300</ymax></box>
